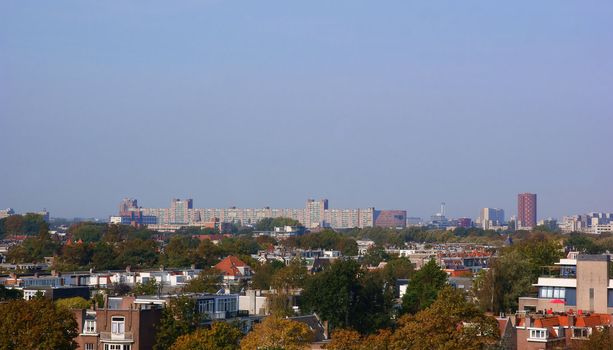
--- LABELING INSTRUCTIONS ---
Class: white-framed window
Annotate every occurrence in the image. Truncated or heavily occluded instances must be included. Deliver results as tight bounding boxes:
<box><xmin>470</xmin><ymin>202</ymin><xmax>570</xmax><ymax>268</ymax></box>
<box><xmin>529</xmin><ymin>329</ymin><xmax>547</xmax><ymax>339</ymax></box>
<box><xmin>84</xmin><ymin>319</ymin><xmax>96</xmax><ymax>333</ymax></box>
<box><xmin>85</xmin><ymin>344</ymin><xmax>94</xmax><ymax>350</ymax></box>
<box><xmin>111</xmin><ymin>316</ymin><xmax>125</xmax><ymax>335</ymax></box>
<box><xmin>539</xmin><ymin>287</ymin><xmax>565</xmax><ymax>299</ymax></box>
<box><xmin>104</xmin><ymin>344</ymin><xmax>130</xmax><ymax>350</ymax></box>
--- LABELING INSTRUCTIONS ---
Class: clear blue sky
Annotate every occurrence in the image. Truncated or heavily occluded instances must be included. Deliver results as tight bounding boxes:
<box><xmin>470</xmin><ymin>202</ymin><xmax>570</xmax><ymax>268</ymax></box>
<box><xmin>1</xmin><ymin>1</ymin><xmax>612</xmax><ymax>220</ymax></box>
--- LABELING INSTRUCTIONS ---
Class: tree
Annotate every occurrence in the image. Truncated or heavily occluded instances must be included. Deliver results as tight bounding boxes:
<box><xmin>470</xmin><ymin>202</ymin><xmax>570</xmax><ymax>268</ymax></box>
<box><xmin>0</xmin><ymin>298</ymin><xmax>79</xmax><ymax>350</ymax></box>
<box><xmin>0</xmin><ymin>285</ymin><xmax>22</xmax><ymax>301</ymax></box>
<box><xmin>91</xmin><ymin>242</ymin><xmax>119</xmax><ymax>270</ymax></box>
<box><xmin>271</xmin><ymin>258</ymin><xmax>308</xmax><ymax>291</ymax></box>
<box><xmin>115</xmin><ymin>238</ymin><xmax>158</xmax><ymax>269</ymax></box>
<box><xmin>154</xmin><ymin>296</ymin><xmax>201</xmax><ymax>350</ymax></box>
<box><xmin>361</xmin><ymin>245</ymin><xmax>390</xmax><ymax>267</ymax></box>
<box><xmin>391</xmin><ymin>286</ymin><xmax>499</xmax><ymax>350</ymax></box>
<box><xmin>327</xmin><ymin>329</ymin><xmax>363</xmax><ymax>350</ymax></box>
<box><xmin>251</xmin><ymin>260</ymin><xmax>285</xmax><ymax>290</ymax></box>
<box><xmin>327</xmin><ymin>328</ymin><xmax>392</xmax><ymax>350</ymax></box>
<box><xmin>57</xmin><ymin>242</ymin><xmax>94</xmax><ymax>269</ymax></box>
<box><xmin>255</xmin><ymin>217</ymin><xmax>302</xmax><ymax>231</ymax></box>
<box><xmin>401</xmin><ymin>259</ymin><xmax>447</xmax><ymax>314</ymax></box>
<box><xmin>572</xmin><ymin>328</ymin><xmax>613</xmax><ymax>350</ymax></box>
<box><xmin>163</xmin><ymin>236</ymin><xmax>200</xmax><ymax>267</ymax></box>
<box><xmin>133</xmin><ymin>279</ymin><xmax>160</xmax><ymax>296</ymax></box>
<box><xmin>108</xmin><ymin>283</ymin><xmax>132</xmax><ymax>296</ymax></box>
<box><xmin>473</xmin><ymin>239</ymin><xmax>563</xmax><ymax>313</ymax></box>
<box><xmin>5</xmin><ymin>223</ymin><xmax>60</xmax><ymax>263</ymax></box>
<box><xmin>380</xmin><ymin>257</ymin><xmax>414</xmax><ymax>280</ymax></box>
<box><xmin>56</xmin><ymin>296</ymin><xmax>91</xmax><ymax>310</ymax></box>
<box><xmin>68</xmin><ymin>223</ymin><xmax>106</xmax><ymax>243</ymax></box>
<box><xmin>170</xmin><ymin>322</ymin><xmax>243</xmax><ymax>350</ymax></box>
<box><xmin>302</xmin><ymin>259</ymin><xmax>362</xmax><ymax>331</ymax></box>
<box><xmin>240</xmin><ymin>317</ymin><xmax>313</xmax><ymax>350</ymax></box>
<box><xmin>182</xmin><ymin>268</ymin><xmax>223</xmax><ymax>293</ymax></box>
<box><xmin>302</xmin><ymin>259</ymin><xmax>391</xmax><ymax>333</ymax></box>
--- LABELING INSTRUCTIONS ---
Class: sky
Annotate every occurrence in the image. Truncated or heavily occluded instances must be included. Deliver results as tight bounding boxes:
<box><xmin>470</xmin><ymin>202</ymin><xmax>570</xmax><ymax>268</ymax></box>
<box><xmin>1</xmin><ymin>1</ymin><xmax>612</xmax><ymax>220</ymax></box>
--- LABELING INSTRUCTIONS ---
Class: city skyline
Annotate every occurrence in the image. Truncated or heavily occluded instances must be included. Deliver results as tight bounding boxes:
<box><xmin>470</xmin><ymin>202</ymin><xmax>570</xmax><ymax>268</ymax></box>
<box><xmin>2</xmin><ymin>193</ymin><xmax>612</xmax><ymax>223</ymax></box>
<box><xmin>2</xmin><ymin>1</ymin><xmax>612</xmax><ymax>219</ymax></box>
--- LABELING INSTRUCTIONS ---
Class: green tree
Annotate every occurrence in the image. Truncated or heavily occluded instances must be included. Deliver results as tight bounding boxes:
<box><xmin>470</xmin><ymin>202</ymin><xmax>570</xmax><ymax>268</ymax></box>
<box><xmin>154</xmin><ymin>296</ymin><xmax>201</xmax><ymax>350</ymax></box>
<box><xmin>115</xmin><ymin>238</ymin><xmax>158</xmax><ymax>269</ymax></box>
<box><xmin>401</xmin><ymin>259</ymin><xmax>447</xmax><ymax>314</ymax></box>
<box><xmin>68</xmin><ymin>223</ymin><xmax>106</xmax><ymax>243</ymax></box>
<box><xmin>302</xmin><ymin>259</ymin><xmax>391</xmax><ymax>333</ymax></box>
<box><xmin>0</xmin><ymin>285</ymin><xmax>23</xmax><ymax>301</ymax></box>
<box><xmin>0</xmin><ymin>298</ymin><xmax>79</xmax><ymax>350</ymax></box>
<box><xmin>182</xmin><ymin>268</ymin><xmax>223</xmax><ymax>293</ymax></box>
<box><xmin>57</xmin><ymin>242</ymin><xmax>94</xmax><ymax>269</ymax></box>
<box><xmin>133</xmin><ymin>279</ymin><xmax>160</xmax><ymax>296</ymax></box>
<box><xmin>251</xmin><ymin>260</ymin><xmax>285</xmax><ymax>290</ymax></box>
<box><xmin>91</xmin><ymin>242</ymin><xmax>119</xmax><ymax>270</ymax></box>
<box><xmin>361</xmin><ymin>245</ymin><xmax>390</xmax><ymax>267</ymax></box>
<box><xmin>56</xmin><ymin>296</ymin><xmax>91</xmax><ymax>310</ymax></box>
<box><xmin>473</xmin><ymin>239</ymin><xmax>563</xmax><ymax>313</ymax></box>
<box><xmin>163</xmin><ymin>236</ymin><xmax>201</xmax><ymax>267</ymax></box>
<box><xmin>380</xmin><ymin>257</ymin><xmax>414</xmax><ymax>280</ymax></box>
<box><xmin>170</xmin><ymin>322</ymin><xmax>243</xmax><ymax>350</ymax></box>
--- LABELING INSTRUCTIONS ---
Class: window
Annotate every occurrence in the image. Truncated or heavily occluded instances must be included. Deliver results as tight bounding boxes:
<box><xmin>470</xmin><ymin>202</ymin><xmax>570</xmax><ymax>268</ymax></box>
<box><xmin>572</xmin><ymin>328</ymin><xmax>591</xmax><ymax>339</ymax></box>
<box><xmin>84</xmin><ymin>320</ymin><xmax>96</xmax><ymax>333</ymax></box>
<box><xmin>198</xmin><ymin>299</ymin><xmax>215</xmax><ymax>314</ymax></box>
<box><xmin>111</xmin><ymin>316</ymin><xmax>125</xmax><ymax>335</ymax></box>
<box><xmin>539</xmin><ymin>287</ymin><xmax>565</xmax><ymax>299</ymax></box>
<box><xmin>529</xmin><ymin>329</ymin><xmax>547</xmax><ymax>339</ymax></box>
<box><xmin>85</xmin><ymin>344</ymin><xmax>94</xmax><ymax>350</ymax></box>
<box><xmin>104</xmin><ymin>345</ymin><xmax>128</xmax><ymax>350</ymax></box>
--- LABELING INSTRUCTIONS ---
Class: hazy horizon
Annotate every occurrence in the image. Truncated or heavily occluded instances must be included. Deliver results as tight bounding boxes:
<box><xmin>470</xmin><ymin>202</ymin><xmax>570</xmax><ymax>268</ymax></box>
<box><xmin>2</xmin><ymin>1</ymin><xmax>612</xmax><ymax>220</ymax></box>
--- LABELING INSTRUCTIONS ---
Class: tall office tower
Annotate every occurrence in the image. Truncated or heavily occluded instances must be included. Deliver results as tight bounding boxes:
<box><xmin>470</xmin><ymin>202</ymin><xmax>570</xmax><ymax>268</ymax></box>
<box><xmin>517</xmin><ymin>193</ymin><xmax>537</xmax><ymax>229</ymax></box>
<box><xmin>305</xmin><ymin>199</ymin><xmax>328</xmax><ymax>228</ymax></box>
<box><xmin>119</xmin><ymin>198</ymin><xmax>138</xmax><ymax>216</ymax></box>
<box><xmin>480</xmin><ymin>208</ymin><xmax>505</xmax><ymax>229</ymax></box>
<box><xmin>170</xmin><ymin>198</ymin><xmax>193</xmax><ymax>224</ymax></box>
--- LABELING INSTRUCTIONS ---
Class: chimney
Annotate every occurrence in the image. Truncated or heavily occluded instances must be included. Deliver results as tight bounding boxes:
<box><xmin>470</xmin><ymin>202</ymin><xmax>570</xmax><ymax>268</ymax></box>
<box><xmin>190</xmin><ymin>264</ymin><xmax>196</xmax><ymax>270</ymax></box>
<box><xmin>159</xmin><ymin>265</ymin><xmax>164</xmax><ymax>271</ymax></box>
<box><xmin>126</xmin><ymin>265</ymin><xmax>131</xmax><ymax>273</ymax></box>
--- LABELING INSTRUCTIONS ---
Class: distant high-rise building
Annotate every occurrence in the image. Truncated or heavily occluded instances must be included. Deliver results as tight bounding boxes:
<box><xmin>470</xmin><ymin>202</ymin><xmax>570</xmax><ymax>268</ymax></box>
<box><xmin>131</xmin><ymin>198</ymin><xmax>400</xmax><ymax>231</ymax></box>
<box><xmin>456</xmin><ymin>217</ymin><xmax>473</xmax><ymax>228</ymax></box>
<box><xmin>479</xmin><ymin>208</ymin><xmax>505</xmax><ymax>229</ymax></box>
<box><xmin>373</xmin><ymin>210</ymin><xmax>407</xmax><ymax>228</ymax></box>
<box><xmin>305</xmin><ymin>199</ymin><xmax>328</xmax><ymax>228</ymax></box>
<box><xmin>119</xmin><ymin>198</ymin><xmax>138</xmax><ymax>216</ymax></box>
<box><xmin>517</xmin><ymin>193</ymin><xmax>537</xmax><ymax>229</ymax></box>
<box><xmin>170</xmin><ymin>198</ymin><xmax>193</xmax><ymax>224</ymax></box>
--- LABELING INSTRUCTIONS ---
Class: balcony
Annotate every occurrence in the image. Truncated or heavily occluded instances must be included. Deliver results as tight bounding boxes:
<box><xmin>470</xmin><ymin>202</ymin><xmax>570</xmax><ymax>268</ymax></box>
<box><xmin>99</xmin><ymin>332</ymin><xmax>134</xmax><ymax>342</ymax></box>
<box><xmin>540</xmin><ymin>266</ymin><xmax>576</xmax><ymax>279</ymax></box>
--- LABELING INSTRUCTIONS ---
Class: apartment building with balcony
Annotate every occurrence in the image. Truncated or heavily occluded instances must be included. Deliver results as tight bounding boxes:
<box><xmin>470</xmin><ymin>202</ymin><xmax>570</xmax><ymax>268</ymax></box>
<box><xmin>518</xmin><ymin>252</ymin><xmax>613</xmax><ymax>314</ymax></box>
<box><xmin>73</xmin><ymin>297</ymin><xmax>162</xmax><ymax>350</ymax></box>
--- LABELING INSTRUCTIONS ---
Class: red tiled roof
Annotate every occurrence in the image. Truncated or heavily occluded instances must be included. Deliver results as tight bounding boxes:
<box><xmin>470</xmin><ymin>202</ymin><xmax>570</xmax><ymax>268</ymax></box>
<box><xmin>214</xmin><ymin>256</ymin><xmax>249</xmax><ymax>277</ymax></box>
<box><xmin>576</xmin><ymin>315</ymin><xmax>607</xmax><ymax>328</ymax></box>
